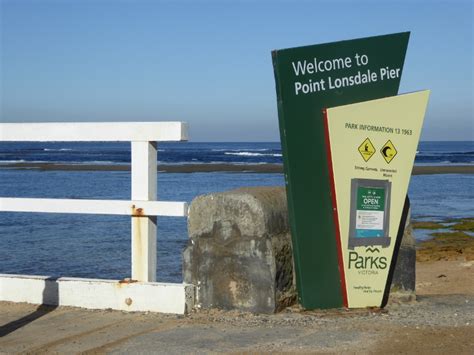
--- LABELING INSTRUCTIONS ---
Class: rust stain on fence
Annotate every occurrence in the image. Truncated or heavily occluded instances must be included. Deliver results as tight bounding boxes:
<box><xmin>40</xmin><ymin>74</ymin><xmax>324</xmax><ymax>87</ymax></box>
<box><xmin>118</xmin><ymin>278</ymin><xmax>138</xmax><ymax>285</ymax></box>
<box><xmin>131</xmin><ymin>204</ymin><xmax>145</xmax><ymax>217</ymax></box>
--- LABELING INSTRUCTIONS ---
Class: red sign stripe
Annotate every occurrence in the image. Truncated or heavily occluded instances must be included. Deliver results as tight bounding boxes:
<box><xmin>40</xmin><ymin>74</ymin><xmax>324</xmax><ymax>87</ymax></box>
<box><xmin>322</xmin><ymin>108</ymin><xmax>348</xmax><ymax>308</ymax></box>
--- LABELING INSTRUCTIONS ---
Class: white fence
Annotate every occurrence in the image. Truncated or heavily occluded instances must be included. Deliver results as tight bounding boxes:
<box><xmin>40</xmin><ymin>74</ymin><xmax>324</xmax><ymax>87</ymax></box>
<box><xmin>0</xmin><ymin>122</ymin><xmax>194</xmax><ymax>314</ymax></box>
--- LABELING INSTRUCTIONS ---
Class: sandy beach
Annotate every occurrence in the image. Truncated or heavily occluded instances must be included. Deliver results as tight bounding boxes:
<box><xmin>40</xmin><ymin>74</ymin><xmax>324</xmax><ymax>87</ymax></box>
<box><xmin>1</xmin><ymin>162</ymin><xmax>473</xmax><ymax>174</ymax></box>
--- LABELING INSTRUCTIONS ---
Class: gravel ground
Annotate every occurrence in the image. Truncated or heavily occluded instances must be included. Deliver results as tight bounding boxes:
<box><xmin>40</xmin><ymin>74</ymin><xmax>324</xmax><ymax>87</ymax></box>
<box><xmin>1</xmin><ymin>294</ymin><xmax>472</xmax><ymax>353</ymax></box>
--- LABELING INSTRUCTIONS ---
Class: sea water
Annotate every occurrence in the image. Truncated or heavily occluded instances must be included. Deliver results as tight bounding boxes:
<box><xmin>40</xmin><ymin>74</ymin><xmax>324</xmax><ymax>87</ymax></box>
<box><xmin>0</xmin><ymin>141</ymin><xmax>472</xmax><ymax>281</ymax></box>
<box><xmin>1</xmin><ymin>141</ymin><xmax>472</xmax><ymax>166</ymax></box>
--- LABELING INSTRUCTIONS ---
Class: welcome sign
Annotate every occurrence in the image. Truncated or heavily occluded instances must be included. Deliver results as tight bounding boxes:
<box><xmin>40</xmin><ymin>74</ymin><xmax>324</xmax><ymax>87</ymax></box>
<box><xmin>272</xmin><ymin>32</ymin><xmax>423</xmax><ymax>309</ymax></box>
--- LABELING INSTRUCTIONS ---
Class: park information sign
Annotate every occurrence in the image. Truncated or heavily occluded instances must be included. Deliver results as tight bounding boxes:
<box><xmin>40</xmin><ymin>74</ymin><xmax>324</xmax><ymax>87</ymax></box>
<box><xmin>272</xmin><ymin>32</ymin><xmax>426</xmax><ymax>309</ymax></box>
<box><xmin>324</xmin><ymin>91</ymin><xmax>429</xmax><ymax>307</ymax></box>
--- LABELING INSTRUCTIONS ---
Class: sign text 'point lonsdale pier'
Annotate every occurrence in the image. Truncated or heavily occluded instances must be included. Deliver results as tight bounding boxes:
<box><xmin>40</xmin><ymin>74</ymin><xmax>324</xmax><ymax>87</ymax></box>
<box><xmin>292</xmin><ymin>55</ymin><xmax>401</xmax><ymax>95</ymax></box>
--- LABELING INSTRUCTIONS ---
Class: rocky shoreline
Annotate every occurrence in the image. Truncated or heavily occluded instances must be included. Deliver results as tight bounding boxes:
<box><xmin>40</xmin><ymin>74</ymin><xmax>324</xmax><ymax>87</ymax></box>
<box><xmin>413</xmin><ymin>217</ymin><xmax>474</xmax><ymax>262</ymax></box>
<box><xmin>1</xmin><ymin>162</ymin><xmax>473</xmax><ymax>174</ymax></box>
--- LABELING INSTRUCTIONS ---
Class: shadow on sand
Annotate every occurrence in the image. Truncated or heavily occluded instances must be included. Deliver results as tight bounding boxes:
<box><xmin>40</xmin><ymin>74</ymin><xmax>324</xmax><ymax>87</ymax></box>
<box><xmin>0</xmin><ymin>277</ymin><xmax>59</xmax><ymax>337</ymax></box>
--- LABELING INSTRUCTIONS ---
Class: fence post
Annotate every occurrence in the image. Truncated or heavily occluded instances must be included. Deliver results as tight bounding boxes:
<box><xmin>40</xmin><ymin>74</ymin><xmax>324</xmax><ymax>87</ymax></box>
<box><xmin>131</xmin><ymin>141</ymin><xmax>157</xmax><ymax>282</ymax></box>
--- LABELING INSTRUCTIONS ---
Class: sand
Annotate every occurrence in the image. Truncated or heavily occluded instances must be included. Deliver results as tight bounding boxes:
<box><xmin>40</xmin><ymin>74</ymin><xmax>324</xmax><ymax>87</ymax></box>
<box><xmin>417</xmin><ymin>259</ymin><xmax>474</xmax><ymax>295</ymax></box>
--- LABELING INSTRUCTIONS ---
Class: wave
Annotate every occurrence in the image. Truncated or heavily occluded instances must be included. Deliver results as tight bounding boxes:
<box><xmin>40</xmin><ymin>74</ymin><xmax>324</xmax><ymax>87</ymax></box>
<box><xmin>212</xmin><ymin>148</ymin><xmax>271</xmax><ymax>152</ymax></box>
<box><xmin>0</xmin><ymin>160</ymin><xmax>126</xmax><ymax>165</ymax></box>
<box><xmin>0</xmin><ymin>159</ymin><xmax>27</xmax><ymax>163</ymax></box>
<box><xmin>415</xmin><ymin>161</ymin><xmax>474</xmax><ymax>166</ymax></box>
<box><xmin>43</xmin><ymin>148</ymin><xmax>73</xmax><ymax>152</ymax></box>
<box><xmin>224</xmin><ymin>152</ymin><xmax>282</xmax><ymax>157</ymax></box>
<box><xmin>0</xmin><ymin>160</ymin><xmax>53</xmax><ymax>164</ymax></box>
<box><xmin>417</xmin><ymin>151</ymin><xmax>474</xmax><ymax>156</ymax></box>
<box><xmin>69</xmin><ymin>160</ymin><xmax>124</xmax><ymax>165</ymax></box>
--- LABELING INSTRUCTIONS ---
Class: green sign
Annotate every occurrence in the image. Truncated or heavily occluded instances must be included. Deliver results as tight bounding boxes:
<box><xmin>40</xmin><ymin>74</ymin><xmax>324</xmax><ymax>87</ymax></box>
<box><xmin>358</xmin><ymin>187</ymin><xmax>385</xmax><ymax>211</ymax></box>
<box><xmin>349</xmin><ymin>179</ymin><xmax>392</xmax><ymax>249</ymax></box>
<box><xmin>356</xmin><ymin>187</ymin><xmax>385</xmax><ymax>237</ymax></box>
<box><xmin>272</xmin><ymin>32</ymin><xmax>409</xmax><ymax>309</ymax></box>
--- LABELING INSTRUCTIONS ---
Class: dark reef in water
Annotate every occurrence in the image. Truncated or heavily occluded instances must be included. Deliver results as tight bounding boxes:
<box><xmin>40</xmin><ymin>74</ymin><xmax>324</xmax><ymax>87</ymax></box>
<box><xmin>1</xmin><ymin>163</ymin><xmax>473</xmax><ymax>175</ymax></box>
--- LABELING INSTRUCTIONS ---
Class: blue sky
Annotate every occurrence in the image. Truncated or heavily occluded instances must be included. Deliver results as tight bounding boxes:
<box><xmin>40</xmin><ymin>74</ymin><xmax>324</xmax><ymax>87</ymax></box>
<box><xmin>1</xmin><ymin>0</ymin><xmax>472</xmax><ymax>141</ymax></box>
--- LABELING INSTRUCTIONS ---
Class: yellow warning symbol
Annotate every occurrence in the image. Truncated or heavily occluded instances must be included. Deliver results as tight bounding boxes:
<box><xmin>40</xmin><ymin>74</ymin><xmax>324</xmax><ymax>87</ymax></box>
<box><xmin>358</xmin><ymin>138</ymin><xmax>376</xmax><ymax>162</ymax></box>
<box><xmin>381</xmin><ymin>140</ymin><xmax>397</xmax><ymax>163</ymax></box>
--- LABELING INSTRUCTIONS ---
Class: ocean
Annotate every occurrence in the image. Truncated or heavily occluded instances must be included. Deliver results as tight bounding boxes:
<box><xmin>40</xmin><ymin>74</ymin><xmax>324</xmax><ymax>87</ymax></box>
<box><xmin>0</xmin><ymin>141</ymin><xmax>473</xmax><ymax>166</ymax></box>
<box><xmin>0</xmin><ymin>141</ymin><xmax>472</xmax><ymax>282</ymax></box>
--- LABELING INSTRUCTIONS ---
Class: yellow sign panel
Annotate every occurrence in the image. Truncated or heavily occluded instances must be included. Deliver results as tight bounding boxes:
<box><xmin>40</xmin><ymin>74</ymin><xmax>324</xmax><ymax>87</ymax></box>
<box><xmin>381</xmin><ymin>140</ymin><xmax>397</xmax><ymax>163</ymax></box>
<box><xmin>325</xmin><ymin>90</ymin><xmax>429</xmax><ymax>308</ymax></box>
<box><xmin>358</xmin><ymin>138</ymin><xmax>376</xmax><ymax>162</ymax></box>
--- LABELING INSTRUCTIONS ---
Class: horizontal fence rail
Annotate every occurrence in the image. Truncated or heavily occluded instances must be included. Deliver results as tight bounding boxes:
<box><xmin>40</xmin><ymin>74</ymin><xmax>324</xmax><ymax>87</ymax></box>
<box><xmin>0</xmin><ymin>122</ymin><xmax>188</xmax><ymax>142</ymax></box>
<box><xmin>0</xmin><ymin>198</ymin><xmax>188</xmax><ymax>217</ymax></box>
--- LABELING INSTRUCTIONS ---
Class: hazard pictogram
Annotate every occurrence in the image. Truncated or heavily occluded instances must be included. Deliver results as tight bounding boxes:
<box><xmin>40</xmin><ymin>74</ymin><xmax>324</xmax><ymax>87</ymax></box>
<box><xmin>380</xmin><ymin>140</ymin><xmax>397</xmax><ymax>163</ymax></box>
<box><xmin>358</xmin><ymin>138</ymin><xmax>376</xmax><ymax>162</ymax></box>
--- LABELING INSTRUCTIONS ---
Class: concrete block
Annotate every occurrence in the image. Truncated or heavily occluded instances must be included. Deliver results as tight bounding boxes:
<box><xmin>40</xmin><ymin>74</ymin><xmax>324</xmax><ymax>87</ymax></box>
<box><xmin>184</xmin><ymin>187</ymin><xmax>295</xmax><ymax>313</ymax></box>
